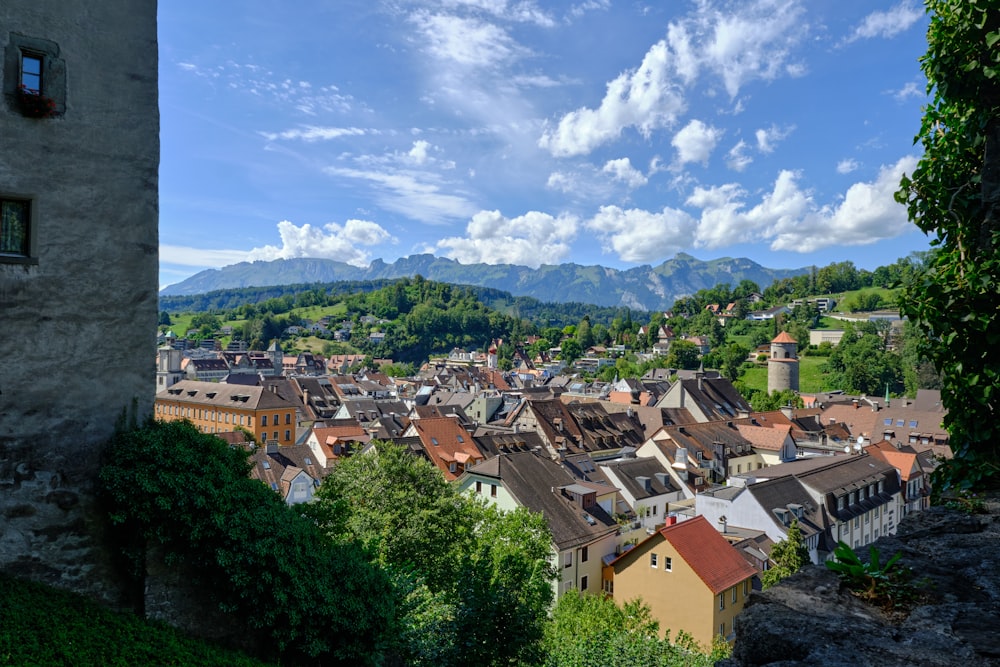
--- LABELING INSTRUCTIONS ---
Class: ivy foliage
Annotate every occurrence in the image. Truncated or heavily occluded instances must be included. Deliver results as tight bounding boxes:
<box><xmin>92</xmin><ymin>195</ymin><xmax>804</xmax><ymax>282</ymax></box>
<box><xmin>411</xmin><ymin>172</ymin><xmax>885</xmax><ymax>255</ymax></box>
<box><xmin>99</xmin><ymin>420</ymin><xmax>393</xmax><ymax>666</ymax></box>
<box><xmin>895</xmin><ymin>0</ymin><xmax>1000</xmax><ymax>493</ymax></box>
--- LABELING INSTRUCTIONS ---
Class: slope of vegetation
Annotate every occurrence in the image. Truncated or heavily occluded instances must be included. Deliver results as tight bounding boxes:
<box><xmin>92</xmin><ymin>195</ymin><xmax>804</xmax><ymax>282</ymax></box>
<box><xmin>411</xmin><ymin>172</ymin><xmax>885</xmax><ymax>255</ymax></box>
<box><xmin>0</xmin><ymin>573</ymin><xmax>268</xmax><ymax>666</ymax></box>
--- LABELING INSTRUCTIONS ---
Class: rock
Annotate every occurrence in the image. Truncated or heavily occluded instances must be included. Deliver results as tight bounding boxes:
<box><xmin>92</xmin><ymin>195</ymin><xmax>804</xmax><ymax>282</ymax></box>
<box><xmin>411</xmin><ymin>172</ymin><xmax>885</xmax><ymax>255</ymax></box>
<box><xmin>723</xmin><ymin>498</ymin><xmax>1000</xmax><ymax>667</ymax></box>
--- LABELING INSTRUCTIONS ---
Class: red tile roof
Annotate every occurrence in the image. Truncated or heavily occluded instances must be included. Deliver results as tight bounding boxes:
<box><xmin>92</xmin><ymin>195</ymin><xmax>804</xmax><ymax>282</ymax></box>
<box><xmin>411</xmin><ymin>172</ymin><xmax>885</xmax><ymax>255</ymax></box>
<box><xmin>736</xmin><ymin>423</ymin><xmax>791</xmax><ymax>451</ymax></box>
<box><xmin>772</xmin><ymin>331</ymin><xmax>797</xmax><ymax>344</ymax></box>
<box><xmin>660</xmin><ymin>516</ymin><xmax>757</xmax><ymax>594</ymax></box>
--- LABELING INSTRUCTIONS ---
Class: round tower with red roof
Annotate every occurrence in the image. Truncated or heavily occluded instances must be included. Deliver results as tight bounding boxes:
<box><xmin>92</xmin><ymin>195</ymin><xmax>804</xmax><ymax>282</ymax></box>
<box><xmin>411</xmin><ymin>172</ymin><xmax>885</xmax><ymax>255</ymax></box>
<box><xmin>768</xmin><ymin>331</ymin><xmax>799</xmax><ymax>394</ymax></box>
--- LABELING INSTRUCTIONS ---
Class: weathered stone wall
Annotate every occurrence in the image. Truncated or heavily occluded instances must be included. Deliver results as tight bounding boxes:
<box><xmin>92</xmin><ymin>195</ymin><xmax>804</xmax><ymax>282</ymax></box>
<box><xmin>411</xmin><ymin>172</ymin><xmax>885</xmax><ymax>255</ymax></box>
<box><xmin>722</xmin><ymin>497</ymin><xmax>1000</xmax><ymax>667</ymax></box>
<box><xmin>0</xmin><ymin>1</ymin><xmax>158</xmax><ymax>601</ymax></box>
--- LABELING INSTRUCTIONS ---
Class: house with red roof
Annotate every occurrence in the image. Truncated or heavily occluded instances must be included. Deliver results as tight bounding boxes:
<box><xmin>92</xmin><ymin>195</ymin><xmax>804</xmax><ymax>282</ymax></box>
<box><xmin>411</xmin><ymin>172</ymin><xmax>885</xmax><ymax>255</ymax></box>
<box><xmin>609</xmin><ymin>515</ymin><xmax>757</xmax><ymax>647</ymax></box>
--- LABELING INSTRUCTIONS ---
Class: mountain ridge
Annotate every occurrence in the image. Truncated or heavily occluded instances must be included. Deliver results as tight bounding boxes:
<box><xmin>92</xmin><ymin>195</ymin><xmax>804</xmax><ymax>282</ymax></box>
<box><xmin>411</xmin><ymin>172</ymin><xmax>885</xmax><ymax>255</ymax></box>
<box><xmin>160</xmin><ymin>254</ymin><xmax>810</xmax><ymax>311</ymax></box>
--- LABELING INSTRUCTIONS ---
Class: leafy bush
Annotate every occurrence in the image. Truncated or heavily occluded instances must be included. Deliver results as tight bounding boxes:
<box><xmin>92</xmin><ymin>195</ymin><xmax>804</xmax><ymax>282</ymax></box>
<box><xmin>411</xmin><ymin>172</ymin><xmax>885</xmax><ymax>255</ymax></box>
<box><xmin>99</xmin><ymin>420</ymin><xmax>393</xmax><ymax>665</ymax></box>
<box><xmin>825</xmin><ymin>541</ymin><xmax>914</xmax><ymax>609</ymax></box>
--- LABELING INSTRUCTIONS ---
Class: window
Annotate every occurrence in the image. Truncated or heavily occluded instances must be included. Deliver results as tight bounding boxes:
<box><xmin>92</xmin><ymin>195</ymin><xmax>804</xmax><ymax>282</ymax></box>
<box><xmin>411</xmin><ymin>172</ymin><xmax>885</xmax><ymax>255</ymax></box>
<box><xmin>837</xmin><ymin>496</ymin><xmax>845</xmax><ymax>510</ymax></box>
<box><xmin>562</xmin><ymin>581</ymin><xmax>574</xmax><ymax>593</ymax></box>
<box><xmin>732</xmin><ymin>586</ymin><xmax>738</xmax><ymax>603</ymax></box>
<box><xmin>449</xmin><ymin>462</ymin><xmax>456</xmax><ymax>473</ymax></box>
<box><xmin>274</xmin><ymin>414</ymin><xmax>280</xmax><ymax>427</ymax></box>
<box><xmin>581</xmin><ymin>546</ymin><xmax>589</xmax><ymax>562</ymax></box>
<box><xmin>273</xmin><ymin>432</ymin><xmax>278</xmax><ymax>441</ymax></box>
<box><xmin>652</xmin><ymin>505</ymin><xmax>658</xmax><ymax>516</ymax></box>
<box><xmin>664</xmin><ymin>557</ymin><xmax>672</xmax><ymax>572</ymax></box>
<box><xmin>20</xmin><ymin>52</ymin><xmax>42</xmax><ymax>93</ymax></box>
<box><xmin>490</xmin><ymin>484</ymin><xmax>497</xmax><ymax>497</ymax></box>
<box><xmin>476</xmin><ymin>481</ymin><xmax>482</xmax><ymax>494</ymax></box>
<box><xmin>284</xmin><ymin>430</ymin><xmax>290</xmax><ymax>441</ymax></box>
<box><xmin>720</xmin><ymin>622</ymin><xmax>726</xmax><ymax>638</ymax></box>
<box><xmin>650</xmin><ymin>553</ymin><xmax>658</xmax><ymax>568</ymax></box>
<box><xmin>743</xmin><ymin>580</ymin><xmax>749</xmax><ymax>596</ymax></box>
<box><xmin>580</xmin><ymin>575</ymin><xmax>588</xmax><ymax>591</ymax></box>
<box><xmin>718</xmin><ymin>593</ymin><xmax>725</xmax><ymax>610</ymax></box>
<box><xmin>261</xmin><ymin>415</ymin><xmax>268</xmax><ymax>427</ymax></box>
<box><xmin>0</xmin><ymin>198</ymin><xmax>32</xmax><ymax>259</ymax></box>
<box><xmin>285</xmin><ymin>413</ymin><xmax>291</xmax><ymax>424</ymax></box>
<box><xmin>854</xmin><ymin>517</ymin><xmax>859</xmax><ymax>529</ymax></box>
<box><xmin>564</xmin><ymin>552</ymin><xmax>572</xmax><ymax>569</ymax></box>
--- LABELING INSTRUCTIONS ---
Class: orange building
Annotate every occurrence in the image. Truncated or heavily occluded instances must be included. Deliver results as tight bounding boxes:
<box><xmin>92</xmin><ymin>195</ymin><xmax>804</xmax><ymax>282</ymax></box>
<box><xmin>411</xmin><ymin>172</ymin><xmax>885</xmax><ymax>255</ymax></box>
<box><xmin>154</xmin><ymin>380</ymin><xmax>298</xmax><ymax>446</ymax></box>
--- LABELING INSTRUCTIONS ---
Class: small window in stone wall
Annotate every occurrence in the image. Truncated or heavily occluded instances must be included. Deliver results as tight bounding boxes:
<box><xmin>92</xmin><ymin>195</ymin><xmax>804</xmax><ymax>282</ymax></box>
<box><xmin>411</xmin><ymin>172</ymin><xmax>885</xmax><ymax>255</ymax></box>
<box><xmin>5</xmin><ymin>34</ymin><xmax>65</xmax><ymax>118</ymax></box>
<box><xmin>0</xmin><ymin>197</ymin><xmax>32</xmax><ymax>259</ymax></box>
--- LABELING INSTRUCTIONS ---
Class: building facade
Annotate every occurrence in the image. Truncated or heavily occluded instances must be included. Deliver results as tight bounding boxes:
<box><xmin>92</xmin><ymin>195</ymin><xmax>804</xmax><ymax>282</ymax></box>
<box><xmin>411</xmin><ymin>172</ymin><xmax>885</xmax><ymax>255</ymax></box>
<box><xmin>0</xmin><ymin>2</ymin><xmax>159</xmax><ymax>593</ymax></box>
<box><xmin>155</xmin><ymin>381</ymin><xmax>298</xmax><ymax>447</ymax></box>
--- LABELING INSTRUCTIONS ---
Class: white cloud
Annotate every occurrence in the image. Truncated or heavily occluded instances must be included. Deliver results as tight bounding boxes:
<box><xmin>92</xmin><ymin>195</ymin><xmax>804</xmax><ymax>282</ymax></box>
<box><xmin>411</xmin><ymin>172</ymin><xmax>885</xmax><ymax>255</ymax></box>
<box><xmin>671</xmin><ymin>119</ymin><xmax>723</xmax><ymax>166</ymax></box>
<box><xmin>435</xmin><ymin>210</ymin><xmax>578</xmax><ymax>267</ymax></box>
<box><xmin>682</xmin><ymin>155</ymin><xmax>918</xmax><ymax>252</ymax></box>
<box><xmin>586</xmin><ymin>205</ymin><xmax>697</xmax><ymax>262</ymax></box>
<box><xmin>538</xmin><ymin>40</ymin><xmax>686</xmax><ymax>157</ymax></box>
<box><xmin>892</xmin><ymin>81</ymin><xmax>924</xmax><ymax>101</ymax></box>
<box><xmin>539</xmin><ymin>0</ymin><xmax>807</xmax><ymax>157</ymax></box>
<box><xmin>412</xmin><ymin>12</ymin><xmax>527</xmax><ymax>68</ymax></box>
<box><xmin>725</xmin><ymin>140</ymin><xmax>753</xmax><ymax>172</ymax></box>
<box><xmin>259</xmin><ymin>126</ymin><xmax>368</xmax><ymax>142</ymax></box>
<box><xmin>602</xmin><ymin>158</ymin><xmax>648</xmax><ymax>188</ymax></box>
<box><xmin>247</xmin><ymin>219</ymin><xmax>395</xmax><ymax>266</ymax></box>
<box><xmin>326</xmin><ymin>166</ymin><xmax>477</xmax><ymax>223</ymax></box>
<box><xmin>546</xmin><ymin>171</ymin><xmax>579</xmax><ymax>193</ymax></box>
<box><xmin>844</xmin><ymin>2</ymin><xmax>923</xmax><ymax>44</ymax></box>
<box><xmin>159</xmin><ymin>244</ymin><xmax>251</xmax><ymax>268</ymax></box>
<box><xmin>836</xmin><ymin>158</ymin><xmax>859</xmax><ymax>174</ymax></box>
<box><xmin>755</xmin><ymin>124</ymin><xmax>794</xmax><ymax>154</ymax></box>
<box><xmin>435</xmin><ymin>0</ymin><xmax>556</xmax><ymax>27</ymax></box>
<box><xmin>664</xmin><ymin>1</ymin><xmax>809</xmax><ymax>94</ymax></box>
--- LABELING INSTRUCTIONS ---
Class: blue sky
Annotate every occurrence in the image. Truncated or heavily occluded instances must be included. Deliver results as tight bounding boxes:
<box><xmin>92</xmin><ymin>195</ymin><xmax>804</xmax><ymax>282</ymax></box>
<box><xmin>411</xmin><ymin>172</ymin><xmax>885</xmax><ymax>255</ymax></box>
<box><xmin>158</xmin><ymin>0</ymin><xmax>933</xmax><ymax>289</ymax></box>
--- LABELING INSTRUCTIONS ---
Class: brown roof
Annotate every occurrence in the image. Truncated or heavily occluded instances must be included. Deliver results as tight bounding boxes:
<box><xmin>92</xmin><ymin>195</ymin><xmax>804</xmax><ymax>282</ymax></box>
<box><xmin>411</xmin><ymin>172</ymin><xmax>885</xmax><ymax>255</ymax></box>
<box><xmin>412</xmin><ymin>417</ymin><xmax>485</xmax><ymax>480</ymax></box>
<box><xmin>772</xmin><ymin>331</ymin><xmax>797</xmax><ymax>344</ymax></box>
<box><xmin>661</xmin><ymin>516</ymin><xmax>757</xmax><ymax>593</ymax></box>
<box><xmin>157</xmin><ymin>380</ymin><xmax>297</xmax><ymax>411</ymax></box>
<box><xmin>736</xmin><ymin>423</ymin><xmax>791</xmax><ymax>451</ymax></box>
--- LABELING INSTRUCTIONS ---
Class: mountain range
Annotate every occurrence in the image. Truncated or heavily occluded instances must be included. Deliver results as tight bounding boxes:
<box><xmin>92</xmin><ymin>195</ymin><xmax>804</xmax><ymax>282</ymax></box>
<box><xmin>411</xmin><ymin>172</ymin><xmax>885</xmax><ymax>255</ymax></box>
<box><xmin>160</xmin><ymin>253</ymin><xmax>809</xmax><ymax>312</ymax></box>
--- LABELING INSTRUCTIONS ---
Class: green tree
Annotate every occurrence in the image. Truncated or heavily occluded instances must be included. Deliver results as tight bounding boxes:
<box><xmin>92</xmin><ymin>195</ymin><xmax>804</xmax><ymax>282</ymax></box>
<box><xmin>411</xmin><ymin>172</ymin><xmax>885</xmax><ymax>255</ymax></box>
<box><xmin>665</xmin><ymin>339</ymin><xmax>700</xmax><ymax>370</ymax></box>
<box><xmin>309</xmin><ymin>442</ymin><xmax>554</xmax><ymax>666</ymax></box>
<box><xmin>542</xmin><ymin>591</ymin><xmax>728</xmax><ymax>667</ymax></box>
<box><xmin>895</xmin><ymin>0</ymin><xmax>1000</xmax><ymax>492</ymax></box>
<box><xmin>157</xmin><ymin>310</ymin><xmax>172</xmax><ymax>326</ymax></box>
<box><xmin>760</xmin><ymin>519</ymin><xmax>811</xmax><ymax>589</ymax></box>
<box><xmin>99</xmin><ymin>421</ymin><xmax>392</xmax><ymax>665</ymax></box>
<box><xmin>559</xmin><ymin>338</ymin><xmax>583</xmax><ymax>363</ymax></box>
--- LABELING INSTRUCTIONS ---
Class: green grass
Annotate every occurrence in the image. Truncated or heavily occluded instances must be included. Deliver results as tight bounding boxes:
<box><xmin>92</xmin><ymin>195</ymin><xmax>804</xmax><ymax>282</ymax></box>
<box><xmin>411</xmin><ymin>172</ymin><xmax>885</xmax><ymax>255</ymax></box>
<box><xmin>738</xmin><ymin>356</ymin><xmax>831</xmax><ymax>394</ymax></box>
<box><xmin>0</xmin><ymin>573</ymin><xmax>269</xmax><ymax>666</ymax></box>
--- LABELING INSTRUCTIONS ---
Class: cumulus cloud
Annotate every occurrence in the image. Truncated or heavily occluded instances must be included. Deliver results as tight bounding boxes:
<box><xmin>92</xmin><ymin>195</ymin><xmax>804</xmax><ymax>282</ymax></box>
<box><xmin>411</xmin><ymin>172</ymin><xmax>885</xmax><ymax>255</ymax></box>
<box><xmin>755</xmin><ymin>124</ymin><xmax>794</xmax><ymax>153</ymax></box>
<box><xmin>538</xmin><ymin>41</ymin><xmax>686</xmax><ymax>157</ymax></box>
<box><xmin>726</xmin><ymin>140</ymin><xmax>753</xmax><ymax>172</ymax></box>
<box><xmin>663</xmin><ymin>0</ymin><xmax>808</xmax><ymax>97</ymax></box>
<box><xmin>539</xmin><ymin>0</ymin><xmax>807</xmax><ymax>157</ymax></box>
<box><xmin>435</xmin><ymin>210</ymin><xmax>579</xmax><ymax>267</ymax></box>
<box><xmin>586</xmin><ymin>205</ymin><xmax>697</xmax><ymax>262</ymax></box>
<box><xmin>836</xmin><ymin>158</ymin><xmax>860</xmax><ymax>174</ymax></box>
<box><xmin>247</xmin><ymin>219</ymin><xmax>395</xmax><ymax>266</ymax></box>
<box><xmin>672</xmin><ymin>119</ymin><xmax>723</xmax><ymax>166</ymax></box>
<box><xmin>683</xmin><ymin>155</ymin><xmax>918</xmax><ymax>252</ymax></box>
<box><xmin>602</xmin><ymin>158</ymin><xmax>648</xmax><ymax>188</ymax></box>
<box><xmin>843</xmin><ymin>1</ymin><xmax>923</xmax><ymax>44</ymax></box>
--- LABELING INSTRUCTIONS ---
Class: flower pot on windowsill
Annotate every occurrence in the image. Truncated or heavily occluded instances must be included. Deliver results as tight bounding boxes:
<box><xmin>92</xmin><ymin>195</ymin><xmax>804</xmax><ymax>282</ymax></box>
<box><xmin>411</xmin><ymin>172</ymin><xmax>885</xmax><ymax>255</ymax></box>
<box><xmin>16</xmin><ymin>87</ymin><xmax>56</xmax><ymax>119</ymax></box>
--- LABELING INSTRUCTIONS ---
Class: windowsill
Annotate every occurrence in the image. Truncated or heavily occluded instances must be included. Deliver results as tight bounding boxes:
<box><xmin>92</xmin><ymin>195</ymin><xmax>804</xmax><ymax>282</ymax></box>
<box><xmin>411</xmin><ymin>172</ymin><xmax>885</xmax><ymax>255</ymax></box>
<box><xmin>0</xmin><ymin>255</ymin><xmax>38</xmax><ymax>265</ymax></box>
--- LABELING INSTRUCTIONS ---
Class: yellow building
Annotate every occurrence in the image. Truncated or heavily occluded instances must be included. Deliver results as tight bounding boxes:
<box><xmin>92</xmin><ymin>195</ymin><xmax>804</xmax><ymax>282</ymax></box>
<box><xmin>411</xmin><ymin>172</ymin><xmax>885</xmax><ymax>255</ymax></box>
<box><xmin>610</xmin><ymin>515</ymin><xmax>757</xmax><ymax>648</ymax></box>
<box><xmin>154</xmin><ymin>380</ymin><xmax>297</xmax><ymax>446</ymax></box>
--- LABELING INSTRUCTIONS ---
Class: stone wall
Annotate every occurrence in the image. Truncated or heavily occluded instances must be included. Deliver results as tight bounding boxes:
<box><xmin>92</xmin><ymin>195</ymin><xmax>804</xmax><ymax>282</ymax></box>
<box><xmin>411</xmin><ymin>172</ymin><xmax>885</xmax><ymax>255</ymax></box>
<box><xmin>722</xmin><ymin>498</ymin><xmax>1000</xmax><ymax>666</ymax></box>
<box><xmin>0</xmin><ymin>1</ymin><xmax>158</xmax><ymax>601</ymax></box>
